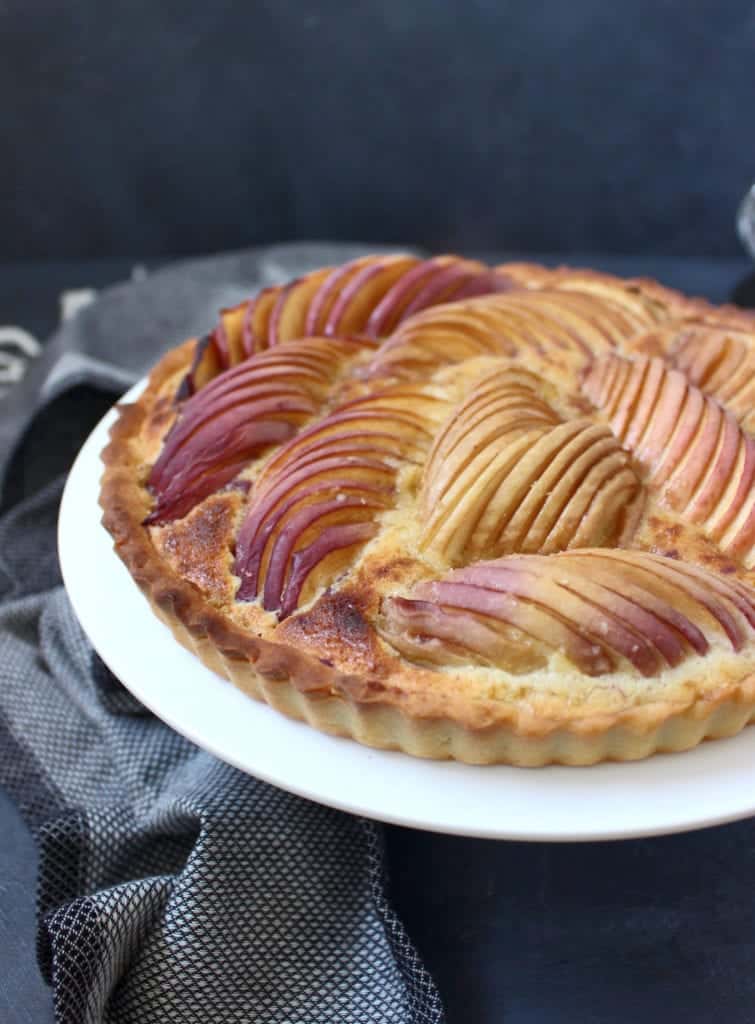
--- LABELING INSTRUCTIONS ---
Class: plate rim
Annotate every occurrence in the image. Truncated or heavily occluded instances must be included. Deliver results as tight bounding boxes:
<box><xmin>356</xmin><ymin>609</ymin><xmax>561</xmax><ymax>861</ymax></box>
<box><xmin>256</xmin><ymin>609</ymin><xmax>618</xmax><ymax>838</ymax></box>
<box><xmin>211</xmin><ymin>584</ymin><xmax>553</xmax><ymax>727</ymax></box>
<box><xmin>58</xmin><ymin>382</ymin><xmax>755</xmax><ymax>842</ymax></box>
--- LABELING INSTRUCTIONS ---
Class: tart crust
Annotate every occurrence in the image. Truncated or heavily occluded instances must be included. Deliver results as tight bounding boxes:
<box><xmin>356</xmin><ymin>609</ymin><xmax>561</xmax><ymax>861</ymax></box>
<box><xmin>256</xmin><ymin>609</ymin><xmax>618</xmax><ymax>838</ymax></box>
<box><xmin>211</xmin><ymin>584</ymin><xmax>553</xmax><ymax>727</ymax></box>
<box><xmin>100</xmin><ymin>263</ymin><xmax>755</xmax><ymax>765</ymax></box>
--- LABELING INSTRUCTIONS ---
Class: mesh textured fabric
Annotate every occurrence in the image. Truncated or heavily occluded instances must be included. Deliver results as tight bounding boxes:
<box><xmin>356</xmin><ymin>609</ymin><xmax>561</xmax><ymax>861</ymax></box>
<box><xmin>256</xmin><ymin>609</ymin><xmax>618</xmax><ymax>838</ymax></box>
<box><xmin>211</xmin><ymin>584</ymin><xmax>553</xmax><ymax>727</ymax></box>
<box><xmin>0</xmin><ymin>243</ymin><xmax>444</xmax><ymax>1024</ymax></box>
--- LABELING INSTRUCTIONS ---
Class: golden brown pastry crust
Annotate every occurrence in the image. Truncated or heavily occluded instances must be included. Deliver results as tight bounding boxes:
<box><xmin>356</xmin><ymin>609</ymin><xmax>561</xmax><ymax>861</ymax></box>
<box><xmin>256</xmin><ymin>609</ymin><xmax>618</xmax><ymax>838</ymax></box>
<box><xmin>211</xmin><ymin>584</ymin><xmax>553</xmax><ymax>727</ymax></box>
<box><xmin>100</xmin><ymin>261</ymin><xmax>755</xmax><ymax>765</ymax></box>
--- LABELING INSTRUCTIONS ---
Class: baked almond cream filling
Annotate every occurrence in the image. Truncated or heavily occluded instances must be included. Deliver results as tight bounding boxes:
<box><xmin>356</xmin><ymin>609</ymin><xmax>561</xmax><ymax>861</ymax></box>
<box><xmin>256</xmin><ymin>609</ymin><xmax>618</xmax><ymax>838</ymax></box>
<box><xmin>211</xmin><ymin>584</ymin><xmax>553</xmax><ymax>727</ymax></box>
<box><xmin>102</xmin><ymin>257</ymin><xmax>755</xmax><ymax>763</ymax></box>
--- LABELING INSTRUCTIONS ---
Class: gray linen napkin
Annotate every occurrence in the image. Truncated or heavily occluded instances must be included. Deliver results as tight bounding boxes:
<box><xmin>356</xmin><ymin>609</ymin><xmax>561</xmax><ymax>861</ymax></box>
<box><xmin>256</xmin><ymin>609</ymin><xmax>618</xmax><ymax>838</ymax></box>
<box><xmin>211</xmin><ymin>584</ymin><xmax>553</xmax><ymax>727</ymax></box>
<box><xmin>0</xmin><ymin>242</ymin><xmax>417</xmax><ymax>496</ymax></box>
<box><xmin>0</xmin><ymin>243</ymin><xmax>443</xmax><ymax>1024</ymax></box>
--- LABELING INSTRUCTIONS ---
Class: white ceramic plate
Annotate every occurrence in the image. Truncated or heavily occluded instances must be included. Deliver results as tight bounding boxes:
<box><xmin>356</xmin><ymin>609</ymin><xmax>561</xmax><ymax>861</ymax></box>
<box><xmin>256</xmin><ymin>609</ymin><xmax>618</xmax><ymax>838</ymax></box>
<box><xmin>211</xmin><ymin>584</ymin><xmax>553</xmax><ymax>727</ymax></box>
<box><xmin>58</xmin><ymin>384</ymin><xmax>755</xmax><ymax>841</ymax></box>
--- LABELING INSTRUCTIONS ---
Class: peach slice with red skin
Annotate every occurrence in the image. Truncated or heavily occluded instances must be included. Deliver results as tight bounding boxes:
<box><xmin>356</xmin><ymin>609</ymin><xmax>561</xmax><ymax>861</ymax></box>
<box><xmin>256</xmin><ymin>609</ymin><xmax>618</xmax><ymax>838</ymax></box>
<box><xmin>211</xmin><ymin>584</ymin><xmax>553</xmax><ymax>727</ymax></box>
<box><xmin>267</xmin><ymin>267</ymin><xmax>333</xmax><ymax>347</ymax></box>
<box><xmin>147</xmin><ymin>420</ymin><xmax>296</xmax><ymax>525</ymax></box>
<box><xmin>669</xmin><ymin>325</ymin><xmax>755</xmax><ymax>433</ymax></box>
<box><xmin>235</xmin><ymin>459</ymin><xmax>396</xmax><ymax>596</ymax></box>
<box><xmin>449</xmin><ymin>269</ymin><xmax>516</xmax><ymax>302</ymax></box>
<box><xmin>155</xmin><ymin>340</ymin><xmax>359</xmax><ymax>485</ymax></box>
<box><xmin>380</xmin><ymin>550</ymin><xmax>755</xmax><ymax>676</ymax></box>
<box><xmin>512</xmin><ymin>291</ymin><xmax>649</xmax><ymax>353</ymax></box>
<box><xmin>547</xmin><ymin>274</ymin><xmax>670</xmax><ymax>325</ymax></box>
<box><xmin>181</xmin><ymin>301</ymin><xmax>260</xmax><ymax>396</ymax></box>
<box><xmin>244</xmin><ymin>286</ymin><xmax>280</xmax><ymax>354</ymax></box>
<box><xmin>583</xmin><ymin>354</ymin><xmax>755</xmax><ymax>566</ymax></box>
<box><xmin>420</xmin><ymin>367</ymin><xmax>643</xmax><ymax>564</ymax></box>
<box><xmin>362</xmin><ymin>258</ymin><xmax>514</xmax><ymax>336</ymax></box>
<box><xmin>277</xmin><ymin>521</ymin><xmax>379</xmax><ymax>619</ymax></box>
<box><xmin>213</xmin><ymin>300</ymin><xmax>250</xmax><ymax>367</ymax></box>
<box><xmin>180</xmin><ymin>256</ymin><xmax>515</xmax><ymax>396</ymax></box>
<box><xmin>304</xmin><ymin>256</ymin><xmax>377</xmax><ymax>336</ymax></box>
<box><xmin>147</xmin><ymin>338</ymin><xmax>366</xmax><ymax>524</ymax></box>
<box><xmin>366</xmin><ymin>304</ymin><xmax>541</xmax><ymax>381</ymax></box>
<box><xmin>234</xmin><ymin>385</ymin><xmax>450</xmax><ymax>614</ymax></box>
<box><xmin>366</xmin><ymin>256</ymin><xmax>457</xmax><ymax>336</ymax></box>
<box><xmin>367</xmin><ymin>286</ymin><xmax>656</xmax><ymax>382</ymax></box>
<box><xmin>280</xmin><ymin>255</ymin><xmax>510</xmax><ymax>341</ymax></box>
<box><xmin>322</xmin><ymin>255</ymin><xmax>421</xmax><ymax>335</ymax></box>
<box><xmin>177</xmin><ymin>334</ymin><xmax>224</xmax><ymax>399</ymax></box>
<box><xmin>397</xmin><ymin>262</ymin><xmax>486</xmax><ymax>320</ymax></box>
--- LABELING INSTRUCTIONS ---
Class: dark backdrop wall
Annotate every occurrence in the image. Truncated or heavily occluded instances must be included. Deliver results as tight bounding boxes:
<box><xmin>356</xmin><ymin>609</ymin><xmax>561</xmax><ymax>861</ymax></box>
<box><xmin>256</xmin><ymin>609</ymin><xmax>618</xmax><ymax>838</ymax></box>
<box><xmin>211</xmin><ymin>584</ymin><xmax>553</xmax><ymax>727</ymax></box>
<box><xmin>1</xmin><ymin>0</ymin><xmax>754</xmax><ymax>262</ymax></box>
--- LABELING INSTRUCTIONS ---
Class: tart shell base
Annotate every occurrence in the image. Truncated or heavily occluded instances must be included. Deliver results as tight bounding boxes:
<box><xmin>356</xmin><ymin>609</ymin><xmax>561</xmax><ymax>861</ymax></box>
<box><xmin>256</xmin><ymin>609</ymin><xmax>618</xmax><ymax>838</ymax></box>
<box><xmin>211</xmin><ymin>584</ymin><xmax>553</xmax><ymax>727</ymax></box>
<box><xmin>103</xmin><ymin>404</ymin><xmax>755</xmax><ymax>765</ymax></box>
<box><xmin>99</xmin><ymin>264</ymin><xmax>755</xmax><ymax>766</ymax></box>
<box><xmin>146</xmin><ymin>588</ymin><xmax>755</xmax><ymax>765</ymax></box>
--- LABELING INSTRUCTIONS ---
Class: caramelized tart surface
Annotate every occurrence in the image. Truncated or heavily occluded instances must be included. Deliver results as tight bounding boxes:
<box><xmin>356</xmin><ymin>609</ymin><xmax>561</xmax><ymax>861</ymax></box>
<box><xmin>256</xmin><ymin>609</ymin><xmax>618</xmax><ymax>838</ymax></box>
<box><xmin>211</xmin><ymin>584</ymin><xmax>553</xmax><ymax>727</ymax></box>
<box><xmin>100</xmin><ymin>255</ymin><xmax>755</xmax><ymax>764</ymax></box>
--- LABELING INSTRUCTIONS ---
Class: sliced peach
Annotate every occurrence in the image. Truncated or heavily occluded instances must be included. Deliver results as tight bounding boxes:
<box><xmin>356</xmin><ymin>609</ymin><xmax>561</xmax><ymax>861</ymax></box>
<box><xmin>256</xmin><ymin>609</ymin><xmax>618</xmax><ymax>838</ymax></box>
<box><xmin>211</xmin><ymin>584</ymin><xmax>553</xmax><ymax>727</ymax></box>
<box><xmin>449</xmin><ymin>268</ymin><xmax>517</xmax><ymax>301</ymax></box>
<box><xmin>687</xmin><ymin>412</ymin><xmax>741</xmax><ymax>521</ymax></box>
<box><xmin>366</xmin><ymin>256</ymin><xmax>457</xmax><ymax>336</ymax></box>
<box><xmin>240</xmin><ymin>299</ymin><xmax>257</xmax><ymax>356</ymax></box>
<box><xmin>246</xmin><ymin>286</ymin><xmax>281</xmax><ymax>353</ymax></box>
<box><xmin>422</xmin><ymin>434</ymin><xmax>537</xmax><ymax>562</ymax></box>
<box><xmin>147</xmin><ymin>418</ymin><xmax>296</xmax><ymax>525</ymax></box>
<box><xmin>420</xmin><ymin>367</ymin><xmax>642</xmax><ymax>564</ymax></box>
<box><xmin>263</xmin><ymin>500</ymin><xmax>385</xmax><ymax>613</ymax></box>
<box><xmin>381</xmin><ymin>551</ymin><xmax>755</xmax><ymax>675</ymax></box>
<box><xmin>399</xmin><ymin>262</ymin><xmax>486</xmax><ymax>320</ymax></box>
<box><xmin>323</xmin><ymin>255</ymin><xmax>420</xmax><ymax>335</ymax></box>
<box><xmin>672</xmin><ymin>328</ymin><xmax>755</xmax><ymax>431</ymax></box>
<box><xmin>149</xmin><ymin>338</ymin><xmax>363</xmax><ymax>522</ymax></box>
<box><xmin>392</xmin><ymin>574</ymin><xmax>615</xmax><ymax>675</ymax></box>
<box><xmin>505</xmin><ymin>292</ymin><xmax>610</xmax><ymax>356</ymax></box>
<box><xmin>550</xmin><ymin>276</ymin><xmax>663</xmax><ymax>326</ymax></box>
<box><xmin>662</xmin><ymin>398</ymin><xmax>723</xmax><ymax>510</ymax></box>
<box><xmin>650</xmin><ymin>386</ymin><xmax>705</xmax><ymax>488</ymax></box>
<box><xmin>582</xmin><ymin>551</ymin><xmax>751</xmax><ymax>648</ymax></box>
<box><xmin>278</xmin><ymin>522</ymin><xmax>378</xmax><ymax>618</ymax></box>
<box><xmin>369</xmin><ymin>288</ymin><xmax>642</xmax><ymax>382</ymax></box>
<box><xmin>267</xmin><ymin>267</ymin><xmax>333</xmax><ymax>346</ymax></box>
<box><xmin>710</xmin><ymin>438</ymin><xmax>755</xmax><ymax>541</ymax></box>
<box><xmin>234</xmin><ymin>381</ymin><xmax>447</xmax><ymax>611</ymax></box>
<box><xmin>728</xmin><ymin>498</ymin><xmax>755</xmax><ymax>567</ymax></box>
<box><xmin>235</xmin><ymin>451</ymin><xmax>395</xmax><ymax>606</ymax></box>
<box><xmin>378</xmin><ymin>597</ymin><xmax>553</xmax><ymax>673</ymax></box>
<box><xmin>584</xmin><ymin>354</ymin><xmax>755</xmax><ymax>562</ymax></box>
<box><xmin>618</xmin><ymin>358</ymin><xmax>664</xmax><ymax>450</ymax></box>
<box><xmin>304</xmin><ymin>256</ymin><xmax>377</xmax><ymax>335</ymax></box>
<box><xmin>559</xmin><ymin>554</ymin><xmax>708</xmax><ymax>654</ymax></box>
<box><xmin>178</xmin><ymin>335</ymin><xmax>223</xmax><ymax>398</ymax></box>
<box><xmin>215</xmin><ymin>301</ymin><xmax>250</xmax><ymax>366</ymax></box>
<box><xmin>635</xmin><ymin>363</ymin><xmax>688</xmax><ymax>465</ymax></box>
<box><xmin>497</xmin><ymin>426</ymin><xmax>639</xmax><ymax>555</ymax></box>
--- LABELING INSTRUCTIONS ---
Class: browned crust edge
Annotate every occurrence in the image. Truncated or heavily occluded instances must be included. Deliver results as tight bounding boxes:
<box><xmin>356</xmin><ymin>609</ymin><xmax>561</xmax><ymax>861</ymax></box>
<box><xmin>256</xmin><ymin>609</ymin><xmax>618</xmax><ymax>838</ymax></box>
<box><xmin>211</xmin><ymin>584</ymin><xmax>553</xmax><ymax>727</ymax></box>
<box><xmin>98</xmin><ymin>266</ymin><xmax>755</xmax><ymax>766</ymax></box>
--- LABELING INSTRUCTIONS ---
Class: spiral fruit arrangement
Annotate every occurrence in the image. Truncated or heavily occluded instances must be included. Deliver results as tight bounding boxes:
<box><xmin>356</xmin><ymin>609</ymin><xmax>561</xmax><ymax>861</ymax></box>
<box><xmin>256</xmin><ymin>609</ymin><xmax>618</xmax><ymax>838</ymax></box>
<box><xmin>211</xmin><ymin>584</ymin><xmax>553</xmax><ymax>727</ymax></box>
<box><xmin>101</xmin><ymin>254</ymin><xmax>755</xmax><ymax>765</ymax></box>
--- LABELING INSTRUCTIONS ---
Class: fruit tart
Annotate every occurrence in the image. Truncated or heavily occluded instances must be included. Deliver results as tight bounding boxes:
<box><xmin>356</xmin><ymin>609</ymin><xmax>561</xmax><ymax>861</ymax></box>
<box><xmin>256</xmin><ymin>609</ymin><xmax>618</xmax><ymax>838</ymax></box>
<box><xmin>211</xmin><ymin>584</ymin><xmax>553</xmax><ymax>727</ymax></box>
<box><xmin>100</xmin><ymin>254</ymin><xmax>755</xmax><ymax>765</ymax></box>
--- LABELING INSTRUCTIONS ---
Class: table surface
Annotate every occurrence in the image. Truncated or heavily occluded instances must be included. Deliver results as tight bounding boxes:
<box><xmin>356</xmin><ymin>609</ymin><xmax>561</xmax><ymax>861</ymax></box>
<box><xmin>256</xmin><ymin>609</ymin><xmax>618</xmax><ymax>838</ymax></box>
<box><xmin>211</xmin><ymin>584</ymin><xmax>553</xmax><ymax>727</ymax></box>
<box><xmin>3</xmin><ymin>254</ymin><xmax>755</xmax><ymax>1024</ymax></box>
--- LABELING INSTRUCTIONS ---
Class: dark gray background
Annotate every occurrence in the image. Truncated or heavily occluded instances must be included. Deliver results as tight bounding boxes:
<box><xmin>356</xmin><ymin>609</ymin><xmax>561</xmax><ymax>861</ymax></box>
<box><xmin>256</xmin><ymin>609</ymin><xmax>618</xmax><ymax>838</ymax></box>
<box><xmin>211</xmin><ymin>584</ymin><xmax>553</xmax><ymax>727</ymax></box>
<box><xmin>2</xmin><ymin>2</ymin><xmax>755</xmax><ymax>1021</ymax></box>
<box><xmin>1</xmin><ymin>0</ymin><xmax>754</xmax><ymax>262</ymax></box>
